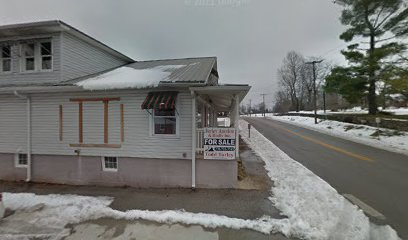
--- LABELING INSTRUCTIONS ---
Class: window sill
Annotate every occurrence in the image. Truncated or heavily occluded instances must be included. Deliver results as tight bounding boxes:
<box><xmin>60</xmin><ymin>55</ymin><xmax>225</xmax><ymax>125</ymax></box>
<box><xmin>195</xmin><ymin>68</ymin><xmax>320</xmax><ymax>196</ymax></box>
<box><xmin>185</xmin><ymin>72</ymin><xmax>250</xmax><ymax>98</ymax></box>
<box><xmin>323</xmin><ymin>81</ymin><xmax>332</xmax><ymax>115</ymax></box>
<box><xmin>70</xmin><ymin>143</ymin><xmax>122</xmax><ymax>148</ymax></box>
<box><xmin>102</xmin><ymin>168</ymin><xmax>118</xmax><ymax>172</ymax></box>
<box><xmin>0</xmin><ymin>71</ymin><xmax>12</xmax><ymax>75</ymax></box>
<box><xmin>20</xmin><ymin>70</ymin><xmax>53</xmax><ymax>74</ymax></box>
<box><xmin>150</xmin><ymin>134</ymin><xmax>181</xmax><ymax>140</ymax></box>
<box><xmin>15</xmin><ymin>165</ymin><xmax>28</xmax><ymax>168</ymax></box>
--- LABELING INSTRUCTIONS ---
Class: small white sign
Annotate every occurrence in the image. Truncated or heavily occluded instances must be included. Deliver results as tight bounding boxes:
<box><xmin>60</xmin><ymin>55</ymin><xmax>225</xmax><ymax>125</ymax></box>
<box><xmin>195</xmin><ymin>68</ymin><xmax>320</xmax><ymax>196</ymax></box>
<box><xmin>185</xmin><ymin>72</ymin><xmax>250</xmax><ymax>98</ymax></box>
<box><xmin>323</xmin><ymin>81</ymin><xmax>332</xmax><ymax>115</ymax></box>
<box><xmin>204</xmin><ymin>128</ymin><xmax>236</xmax><ymax>160</ymax></box>
<box><xmin>204</xmin><ymin>128</ymin><xmax>235</xmax><ymax>139</ymax></box>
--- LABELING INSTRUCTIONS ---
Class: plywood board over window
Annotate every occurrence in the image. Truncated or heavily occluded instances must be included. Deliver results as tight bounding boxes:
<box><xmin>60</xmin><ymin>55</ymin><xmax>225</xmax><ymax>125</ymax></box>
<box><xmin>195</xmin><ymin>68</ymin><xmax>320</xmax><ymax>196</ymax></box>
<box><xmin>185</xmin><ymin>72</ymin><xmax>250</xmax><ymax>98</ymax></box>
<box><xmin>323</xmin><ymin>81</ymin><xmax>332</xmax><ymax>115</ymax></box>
<box><xmin>69</xmin><ymin>97</ymin><xmax>121</xmax><ymax>148</ymax></box>
<box><xmin>83</xmin><ymin>101</ymin><xmax>104</xmax><ymax>144</ymax></box>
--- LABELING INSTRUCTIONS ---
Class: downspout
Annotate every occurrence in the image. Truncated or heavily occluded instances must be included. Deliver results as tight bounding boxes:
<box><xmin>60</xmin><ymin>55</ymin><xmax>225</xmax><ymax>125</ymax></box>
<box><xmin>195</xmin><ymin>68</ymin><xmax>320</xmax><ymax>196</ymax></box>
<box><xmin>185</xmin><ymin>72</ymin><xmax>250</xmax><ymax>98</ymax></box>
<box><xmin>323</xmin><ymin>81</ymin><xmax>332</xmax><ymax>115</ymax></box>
<box><xmin>14</xmin><ymin>91</ymin><xmax>32</xmax><ymax>182</ymax></box>
<box><xmin>234</xmin><ymin>94</ymin><xmax>240</xmax><ymax>159</ymax></box>
<box><xmin>191</xmin><ymin>90</ymin><xmax>196</xmax><ymax>189</ymax></box>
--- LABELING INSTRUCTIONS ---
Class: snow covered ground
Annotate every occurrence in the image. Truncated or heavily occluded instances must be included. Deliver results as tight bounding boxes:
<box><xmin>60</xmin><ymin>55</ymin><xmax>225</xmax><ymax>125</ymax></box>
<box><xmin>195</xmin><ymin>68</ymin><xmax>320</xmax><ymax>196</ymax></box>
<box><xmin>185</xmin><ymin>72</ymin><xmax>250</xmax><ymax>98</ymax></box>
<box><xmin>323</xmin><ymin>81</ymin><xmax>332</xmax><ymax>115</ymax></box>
<box><xmin>238</xmin><ymin>120</ymin><xmax>400</xmax><ymax>240</ymax></box>
<box><xmin>0</xmin><ymin>120</ymin><xmax>402</xmax><ymax>239</ymax></box>
<box><xmin>285</xmin><ymin>107</ymin><xmax>408</xmax><ymax>115</ymax></box>
<box><xmin>0</xmin><ymin>193</ymin><xmax>286</xmax><ymax>239</ymax></box>
<box><xmin>257</xmin><ymin>115</ymin><xmax>407</xmax><ymax>155</ymax></box>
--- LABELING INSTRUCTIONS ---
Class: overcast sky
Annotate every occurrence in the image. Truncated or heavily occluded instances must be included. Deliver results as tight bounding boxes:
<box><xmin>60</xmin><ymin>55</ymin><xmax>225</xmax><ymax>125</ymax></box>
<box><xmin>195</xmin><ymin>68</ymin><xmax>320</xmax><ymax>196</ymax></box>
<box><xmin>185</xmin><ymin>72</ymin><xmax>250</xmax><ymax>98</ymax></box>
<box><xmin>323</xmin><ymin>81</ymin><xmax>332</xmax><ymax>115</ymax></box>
<box><xmin>0</xmin><ymin>0</ymin><xmax>347</xmax><ymax>107</ymax></box>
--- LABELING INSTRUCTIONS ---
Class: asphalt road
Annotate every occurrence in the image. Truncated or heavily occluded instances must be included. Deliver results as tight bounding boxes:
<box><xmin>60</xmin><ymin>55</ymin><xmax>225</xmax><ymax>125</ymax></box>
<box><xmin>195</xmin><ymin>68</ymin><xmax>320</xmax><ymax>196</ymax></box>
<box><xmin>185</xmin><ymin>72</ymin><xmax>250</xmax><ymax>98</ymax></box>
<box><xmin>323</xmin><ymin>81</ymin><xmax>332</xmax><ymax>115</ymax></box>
<box><xmin>244</xmin><ymin>117</ymin><xmax>408</xmax><ymax>239</ymax></box>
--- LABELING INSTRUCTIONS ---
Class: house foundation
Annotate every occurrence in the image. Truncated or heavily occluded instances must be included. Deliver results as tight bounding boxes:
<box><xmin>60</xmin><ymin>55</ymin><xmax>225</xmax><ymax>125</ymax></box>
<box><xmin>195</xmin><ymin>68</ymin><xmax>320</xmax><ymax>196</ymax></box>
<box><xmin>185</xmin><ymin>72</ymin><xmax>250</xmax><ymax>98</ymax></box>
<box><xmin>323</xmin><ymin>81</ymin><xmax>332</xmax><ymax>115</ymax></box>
<box><xmin>0</xmin><ymin>154</ymin><xmax>237</xmax><ymax>188</ymax></box>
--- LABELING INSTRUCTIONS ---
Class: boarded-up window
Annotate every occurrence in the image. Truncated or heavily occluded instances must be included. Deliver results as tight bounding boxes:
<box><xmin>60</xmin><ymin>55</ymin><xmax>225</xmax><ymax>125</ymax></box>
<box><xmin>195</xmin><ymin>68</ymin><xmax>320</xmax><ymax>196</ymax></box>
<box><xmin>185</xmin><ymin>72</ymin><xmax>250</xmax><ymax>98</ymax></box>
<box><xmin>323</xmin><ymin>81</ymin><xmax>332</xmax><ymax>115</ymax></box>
<box><xmin>69</xmin><ymin>98</ymin><xmax>122</xmax><ymax>147</ymax></box>
<box><xmin>83</xmin><ymin>102</ymin><xmax>104</xmax><ymax>144</ymax></box>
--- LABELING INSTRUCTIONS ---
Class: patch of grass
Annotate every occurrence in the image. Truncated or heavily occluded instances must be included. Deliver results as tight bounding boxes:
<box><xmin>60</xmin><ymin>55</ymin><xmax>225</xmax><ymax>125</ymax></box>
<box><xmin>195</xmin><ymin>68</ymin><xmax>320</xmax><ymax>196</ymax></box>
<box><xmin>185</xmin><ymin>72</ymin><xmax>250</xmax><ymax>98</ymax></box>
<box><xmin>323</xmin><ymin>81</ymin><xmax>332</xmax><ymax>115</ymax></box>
<box><xmin>344</xmin><ymin>125</ymin><xmax>365</xmax><ymax>131</ymax></box>
<box><xmin>344</xmin><ymin>125</ymin><xmax>354</xmax><ymax>131</ymax></box>
<box><xmin>237</xmin><ymin>159</ymin><xmax>247</xmax><ymax>181</ymax></box>
<box><xmin>370</xmin><ymin>129</ymin><xmax>403</xmax><ymax>137</ymax></box>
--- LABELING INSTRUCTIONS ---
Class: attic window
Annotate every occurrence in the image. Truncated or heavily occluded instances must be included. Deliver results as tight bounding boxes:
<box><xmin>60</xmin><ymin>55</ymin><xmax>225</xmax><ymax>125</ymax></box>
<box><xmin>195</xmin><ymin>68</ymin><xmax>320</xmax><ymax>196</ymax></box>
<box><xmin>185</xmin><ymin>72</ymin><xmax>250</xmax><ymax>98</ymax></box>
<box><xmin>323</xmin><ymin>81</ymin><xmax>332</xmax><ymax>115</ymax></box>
<box><xmin>1</xmin><ymin>45</ymin><xmax>11</xmax><ymax>72</ymax></box>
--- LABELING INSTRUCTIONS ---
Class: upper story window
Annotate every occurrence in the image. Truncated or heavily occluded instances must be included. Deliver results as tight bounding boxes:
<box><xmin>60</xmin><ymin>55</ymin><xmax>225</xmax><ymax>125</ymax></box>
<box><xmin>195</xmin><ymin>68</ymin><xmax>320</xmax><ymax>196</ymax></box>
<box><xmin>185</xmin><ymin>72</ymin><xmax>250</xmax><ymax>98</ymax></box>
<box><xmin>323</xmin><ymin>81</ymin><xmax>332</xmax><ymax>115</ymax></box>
<box><xmin>21</xmin><ymin>40</ymin><xmax>52</xmax><ymax>72</ymax></box>
<box><xmin>40</xmin><ymin>42</ymin><xmax>52</xmax><ymax>70</ymax></box>
<box><xmin>23</xmin><ymin>43</ymin><xmax>35</xmax><ymax>71</ymax></box>
<box><xmin>1</xmin><ymin>45</ymin><xmax>11</xmax><ymax>73</ymax></box>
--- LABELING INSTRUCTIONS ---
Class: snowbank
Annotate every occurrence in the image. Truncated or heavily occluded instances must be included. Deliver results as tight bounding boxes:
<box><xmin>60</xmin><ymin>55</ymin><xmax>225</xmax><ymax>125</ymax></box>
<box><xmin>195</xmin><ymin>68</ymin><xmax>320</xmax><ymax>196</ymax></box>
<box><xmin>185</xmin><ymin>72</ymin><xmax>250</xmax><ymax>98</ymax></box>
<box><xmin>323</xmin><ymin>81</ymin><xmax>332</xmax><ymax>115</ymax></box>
<box><xmin>285</xmin><ymin>107</ymin><xmax>408</xmax><ymax>115</ymax></box>
<box><xmin>76</xmin><ymin>64</ymin><xmax>187</xmax><ymax>90</ymax></box>
<box><xmin>265</xmin><ymin>115</ymin><xmax>408</xmax><ymax>155</ymax></box>
<box><xmin>239</xmin><ymin>120</ymin><xmax>401</xmax><ymax>240</ymax></box>
<box><xmin>1</xmin><ymin>192</ymin><xmax>288</xmax><ymax>237</ymax></box>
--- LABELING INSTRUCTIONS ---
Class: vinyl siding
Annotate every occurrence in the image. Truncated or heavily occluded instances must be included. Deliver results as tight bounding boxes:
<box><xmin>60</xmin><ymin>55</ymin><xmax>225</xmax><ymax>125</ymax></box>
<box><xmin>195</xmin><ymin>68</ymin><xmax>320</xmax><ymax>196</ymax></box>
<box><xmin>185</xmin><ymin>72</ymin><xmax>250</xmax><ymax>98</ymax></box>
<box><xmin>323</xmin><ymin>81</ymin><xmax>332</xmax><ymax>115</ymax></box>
<box><xmin>0</xmin><ymin>95</ymin><xmax>27</xmax><ymax>153</ymax></box>
<box><xmin>0</xmin><ymin>90</ymin><xmax>192</xmax><ymax>159</ymax></box>
<box><xmin>0</xmin><ymin>33</ymin><xmax>61</xmax><ymax>85</ymax></box>
<box><xmin>61</xmin><ymin>32</ymin><xmax>128</xmax><ymax>81</ymax></box>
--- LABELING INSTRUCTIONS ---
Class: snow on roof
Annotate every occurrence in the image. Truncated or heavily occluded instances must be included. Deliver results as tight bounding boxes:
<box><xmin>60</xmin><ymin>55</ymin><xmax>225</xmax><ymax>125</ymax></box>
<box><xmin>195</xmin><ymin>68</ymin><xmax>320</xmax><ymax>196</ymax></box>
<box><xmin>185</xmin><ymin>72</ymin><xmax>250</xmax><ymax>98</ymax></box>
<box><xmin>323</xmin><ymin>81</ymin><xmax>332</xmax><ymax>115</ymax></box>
<box><xmin>76</xmin><ymin>64</ymin><xmax>189</xmax><ymax>90</ymax></box>
<box><xmin>73</xmin><ymin>57</ymin><xmax>217</xmax><ymax>91</ymax></box>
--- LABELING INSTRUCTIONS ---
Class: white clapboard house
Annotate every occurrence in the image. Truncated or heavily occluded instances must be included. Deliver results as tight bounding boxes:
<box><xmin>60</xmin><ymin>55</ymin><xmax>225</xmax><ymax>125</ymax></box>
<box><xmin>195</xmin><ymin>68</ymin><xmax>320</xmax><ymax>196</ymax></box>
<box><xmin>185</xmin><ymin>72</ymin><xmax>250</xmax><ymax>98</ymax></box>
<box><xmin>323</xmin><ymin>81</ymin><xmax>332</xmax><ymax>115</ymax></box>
<box><xmin>0</xmin><ymin>20</ymin><xmax>250</xmax><ymax>188</ymax></box>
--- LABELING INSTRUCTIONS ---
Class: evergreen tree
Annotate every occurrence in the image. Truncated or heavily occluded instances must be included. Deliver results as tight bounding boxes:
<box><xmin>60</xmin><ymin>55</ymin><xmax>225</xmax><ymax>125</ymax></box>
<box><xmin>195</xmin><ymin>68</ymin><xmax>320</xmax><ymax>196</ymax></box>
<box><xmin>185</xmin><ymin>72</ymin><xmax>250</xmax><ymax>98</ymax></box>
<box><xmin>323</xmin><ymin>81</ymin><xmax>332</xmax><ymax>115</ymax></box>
<box><xmin>326</xmin><ymin>0</ymin><xmax>408</xmax><ymax>114</ymax></box>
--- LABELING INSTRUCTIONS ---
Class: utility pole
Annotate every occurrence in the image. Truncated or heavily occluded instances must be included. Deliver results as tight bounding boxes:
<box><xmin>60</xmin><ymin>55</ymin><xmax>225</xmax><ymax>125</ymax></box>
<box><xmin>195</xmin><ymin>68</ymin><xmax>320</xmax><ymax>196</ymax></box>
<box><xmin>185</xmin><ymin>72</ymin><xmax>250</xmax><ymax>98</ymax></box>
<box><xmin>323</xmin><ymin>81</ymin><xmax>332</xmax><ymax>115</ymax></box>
<box><xmin>260</xmin><ymin>94</ymin><xmax>267</xmax><ymax>117</ymax></box>
<box><xmin>323</xmin><ymin>90</ymin><xmax>326</xmax><ymax>114</ymax></box>
<box><xmin>249</xmin><ymin>99</ymin><xmax>252</xmax><ymax>117</ymax></box>
<box><xmin>305</xmin><ymin>60</ymin><xmax>323</xmax><ymax>124</ymax></box>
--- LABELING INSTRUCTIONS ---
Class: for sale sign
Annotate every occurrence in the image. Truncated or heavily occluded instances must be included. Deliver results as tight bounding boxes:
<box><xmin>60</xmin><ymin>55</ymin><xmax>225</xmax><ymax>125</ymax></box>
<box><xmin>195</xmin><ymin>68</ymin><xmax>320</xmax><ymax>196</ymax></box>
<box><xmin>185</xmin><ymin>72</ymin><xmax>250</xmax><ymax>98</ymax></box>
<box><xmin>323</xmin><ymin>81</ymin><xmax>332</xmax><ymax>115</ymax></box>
<box><xmin>204</xmin><ymin>128</ymin><xmax>236</xmax><ymax>160</ymax></box>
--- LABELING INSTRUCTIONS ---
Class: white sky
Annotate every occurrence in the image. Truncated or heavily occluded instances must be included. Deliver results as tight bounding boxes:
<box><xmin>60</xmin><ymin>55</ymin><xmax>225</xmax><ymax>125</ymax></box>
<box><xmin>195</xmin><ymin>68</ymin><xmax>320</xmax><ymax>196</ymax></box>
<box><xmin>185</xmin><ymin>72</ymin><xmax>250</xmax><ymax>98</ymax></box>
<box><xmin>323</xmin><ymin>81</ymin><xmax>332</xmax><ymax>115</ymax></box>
<box><xmin>0</xmin><ymin>0</ymin><xmax>347</xmax><ymax>108</ymax></box>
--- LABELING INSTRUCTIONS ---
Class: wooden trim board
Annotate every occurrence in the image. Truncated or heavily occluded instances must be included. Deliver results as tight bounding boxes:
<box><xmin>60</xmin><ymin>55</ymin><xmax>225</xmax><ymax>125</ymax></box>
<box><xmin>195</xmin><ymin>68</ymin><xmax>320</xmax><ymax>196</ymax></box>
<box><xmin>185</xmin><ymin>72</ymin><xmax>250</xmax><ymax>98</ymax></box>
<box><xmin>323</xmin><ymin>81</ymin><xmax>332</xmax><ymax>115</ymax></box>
<box><xmin>69</xmin><ymin>143</ymin><xmax>121</xmax><ymax>148</ymax></box>
<box><xmin>70</xmin><ymin>97</ymin><xmax>120</xmax><ymax>102</ymax></box>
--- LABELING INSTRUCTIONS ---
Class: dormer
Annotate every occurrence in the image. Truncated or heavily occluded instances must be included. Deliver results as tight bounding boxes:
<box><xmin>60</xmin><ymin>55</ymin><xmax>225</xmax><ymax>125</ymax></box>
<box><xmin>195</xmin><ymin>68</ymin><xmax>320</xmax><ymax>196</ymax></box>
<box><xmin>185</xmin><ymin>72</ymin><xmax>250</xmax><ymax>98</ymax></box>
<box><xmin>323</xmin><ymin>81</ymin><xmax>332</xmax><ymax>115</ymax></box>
<box><xmin>0</xmin><ymin>20</ymin><xmax>134</xmax><ymax>86</ymax></box>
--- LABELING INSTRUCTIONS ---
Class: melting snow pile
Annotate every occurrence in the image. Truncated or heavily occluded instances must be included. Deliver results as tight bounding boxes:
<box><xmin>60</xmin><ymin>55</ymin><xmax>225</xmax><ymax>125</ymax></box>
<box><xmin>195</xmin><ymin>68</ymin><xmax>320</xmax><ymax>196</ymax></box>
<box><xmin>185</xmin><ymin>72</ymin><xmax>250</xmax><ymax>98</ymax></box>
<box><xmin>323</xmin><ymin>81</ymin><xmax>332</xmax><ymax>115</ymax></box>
<box><xmin>75</xmin><ymin>64</ymin><xmax>187</xmax><ymax>90</ymax></box>
<box><xmin>239</xmin><ymin>119</ymin><xmax>401</xmax><ymax>240</ymax></box>
<box><xmin>1</xmin><ymin>193</ymin><xmax>288</xmax><ymax>238</ymax></box>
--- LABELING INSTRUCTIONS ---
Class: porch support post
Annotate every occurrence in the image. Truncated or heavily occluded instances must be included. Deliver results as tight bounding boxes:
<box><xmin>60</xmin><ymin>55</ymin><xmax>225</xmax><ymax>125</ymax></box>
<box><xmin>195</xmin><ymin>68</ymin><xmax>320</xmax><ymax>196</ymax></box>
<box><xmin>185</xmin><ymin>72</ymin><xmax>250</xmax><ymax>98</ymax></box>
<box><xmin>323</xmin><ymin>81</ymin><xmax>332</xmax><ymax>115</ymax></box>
<box><xmin>234</xmin><ymin>94</ymin><xmax>240</xmax><ymax>159</ymax></box>
<box><xmin>191</xmin><ymin>91</ymin><xmax>197</xmax><ymax>189</ymax></box>
<box><xmin>210</xmin><ymin>108</ymin><xmax>215</xmax><ymax>127</ymax></box>
<box><xmin>214</xmin><ymin>110</ymin><xmax>217</xmax><ymax>126</ymax></box>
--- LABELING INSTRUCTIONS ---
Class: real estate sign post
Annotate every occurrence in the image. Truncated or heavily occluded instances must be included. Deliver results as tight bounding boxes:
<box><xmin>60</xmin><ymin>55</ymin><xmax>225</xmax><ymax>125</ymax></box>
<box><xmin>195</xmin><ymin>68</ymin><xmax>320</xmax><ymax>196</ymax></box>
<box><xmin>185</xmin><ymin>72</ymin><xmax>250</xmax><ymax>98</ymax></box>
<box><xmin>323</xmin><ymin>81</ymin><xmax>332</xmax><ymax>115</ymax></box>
<box><xmin>204</xmin><ymin>128</ymin><xmax>236</xmax><ymax>160</ymax></box>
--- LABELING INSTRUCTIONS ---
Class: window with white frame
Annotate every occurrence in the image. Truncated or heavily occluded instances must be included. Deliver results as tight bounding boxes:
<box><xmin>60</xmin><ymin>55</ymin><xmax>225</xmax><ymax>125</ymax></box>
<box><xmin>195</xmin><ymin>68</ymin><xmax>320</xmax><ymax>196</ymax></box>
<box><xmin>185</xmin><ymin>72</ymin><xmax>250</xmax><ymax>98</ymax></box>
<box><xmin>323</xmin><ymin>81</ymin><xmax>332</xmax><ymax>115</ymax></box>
<box><xmin>22</xmin><ymin>43</ymin><xmax>35</xmax><ymax>71</ymax></box>
<box><xmin>102</xmin><ymin>157</ymin><xmax>118</xmax><ymax>171</ymax></box>
<box><xmin>153</xmin><ymin>108</ymin><xmax>177</xmax><ymax>135</ymax></box>
<box><xmin>40</xmin><ymin>41</ymin><xmax>52</xmax><ymax>70</ymax></box>
<box><xmin>15</xmin><ymin>153</ymin><xmax>28</xmax><ymax>167</ymax></box>
<box><xmin>1</xmin><ymin>45</ymin><xmax>11</xmax><ymax>73</ymax></box>
<box><xmin>21</xmin><ymin>40</ymin><xmax>52</xmax><ymax>72</ymax></box>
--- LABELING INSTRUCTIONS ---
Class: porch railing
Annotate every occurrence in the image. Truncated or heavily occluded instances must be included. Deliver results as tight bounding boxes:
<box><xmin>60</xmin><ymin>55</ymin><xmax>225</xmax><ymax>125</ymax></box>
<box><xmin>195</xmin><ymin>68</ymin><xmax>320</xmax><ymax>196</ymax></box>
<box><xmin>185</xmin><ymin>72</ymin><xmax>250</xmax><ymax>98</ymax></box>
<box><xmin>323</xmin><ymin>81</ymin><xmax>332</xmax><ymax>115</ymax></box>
<box><xmin>196</xmin><ymin>128</ymin><xmax>204</xmax><ymax>154</ymax></box>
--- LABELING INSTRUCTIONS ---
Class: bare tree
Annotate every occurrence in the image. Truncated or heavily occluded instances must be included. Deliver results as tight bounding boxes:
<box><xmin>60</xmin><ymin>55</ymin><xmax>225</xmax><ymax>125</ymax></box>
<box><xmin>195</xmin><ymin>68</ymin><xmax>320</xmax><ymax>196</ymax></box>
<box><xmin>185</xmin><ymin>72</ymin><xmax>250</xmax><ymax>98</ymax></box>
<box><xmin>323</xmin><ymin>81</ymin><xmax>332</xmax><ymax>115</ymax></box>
<box><xmin>276</xmin><ymin>51</ymin><xmax>335</xmax><ymax>112</ymax></box>
<box><xmin>277</xmin><ymin>51</ymin><xmax>305</xmax><ymax>112</ymax></box>
<box><xmin>273</xmin><ymin>91</ymin><xmax>292</xmax><ymax>113</ymax></box>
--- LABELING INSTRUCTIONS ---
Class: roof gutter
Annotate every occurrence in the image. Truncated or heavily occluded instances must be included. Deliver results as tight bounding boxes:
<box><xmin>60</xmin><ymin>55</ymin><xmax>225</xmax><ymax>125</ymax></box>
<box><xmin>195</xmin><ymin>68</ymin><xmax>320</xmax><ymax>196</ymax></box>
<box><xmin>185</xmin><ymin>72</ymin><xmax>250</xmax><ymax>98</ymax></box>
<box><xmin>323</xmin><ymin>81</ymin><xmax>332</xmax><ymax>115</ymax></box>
<box><xmin>13</xmin><ymin>91</ymin><xmax>32</xmax><ymax>182</ymax></box>
<box><xmin>0</xmin><ymin>85</ymin><xmax>83</xmax><ymax>94</ymax></box>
